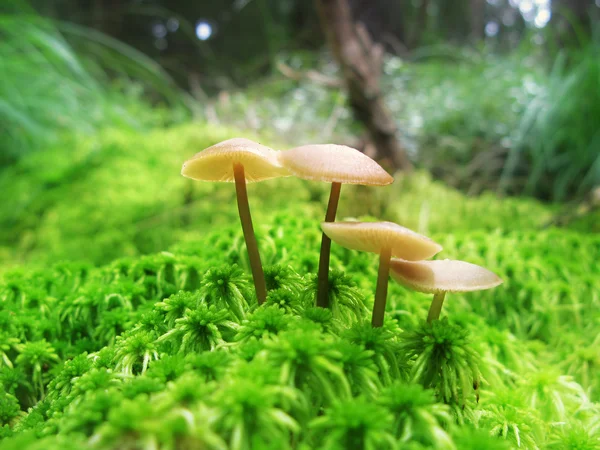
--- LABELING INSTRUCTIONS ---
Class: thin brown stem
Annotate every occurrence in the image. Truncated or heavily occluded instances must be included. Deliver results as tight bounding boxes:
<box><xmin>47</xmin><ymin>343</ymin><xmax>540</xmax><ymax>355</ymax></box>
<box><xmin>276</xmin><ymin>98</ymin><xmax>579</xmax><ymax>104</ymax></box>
<box><xmin>427</xmin><ymin>292</ymin><xmax>447</xmax><ymax>323</ymax></box>
<box><xmin>233</xmin><ymin>163</ymin><xmax>267</xmax><ymax>304</ymax></box>
<box><xmin>316</xmin><ymin>182</ymin><xmax>342</xmax><ymax>308</ymax></box>
<box><xmin>371</xmin><ymin>247</ymin><xmax>392</xmax><ymax>327</ymax></box>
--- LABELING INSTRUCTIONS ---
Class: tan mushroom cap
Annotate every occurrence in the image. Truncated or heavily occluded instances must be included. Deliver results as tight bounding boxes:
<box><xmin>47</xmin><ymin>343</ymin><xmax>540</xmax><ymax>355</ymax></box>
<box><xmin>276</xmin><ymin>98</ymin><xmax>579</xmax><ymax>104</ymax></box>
<box><xmin>390</xmin><ymin>259</ymin><xmax>503</xmax><ymax>294</ymax></box>
<box><xmin>181</xmin><ymin>138</ymin><xmax>290</xmax><ymax>183</ymax></box>
<box><xmin>280</xmin><ymin>144</ymin><xmax>394</xmax><ymax>185</ymax></box>
<box><xmin>321</xmin><ymin>221</ymin><xmax>442</xmax><ymax>261</ymax></box>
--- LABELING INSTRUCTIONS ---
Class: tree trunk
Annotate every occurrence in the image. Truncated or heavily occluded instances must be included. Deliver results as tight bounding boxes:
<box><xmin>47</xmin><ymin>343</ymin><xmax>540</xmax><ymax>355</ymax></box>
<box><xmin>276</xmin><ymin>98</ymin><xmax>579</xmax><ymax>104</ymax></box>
<box><xmin>408</xmin><ymin>0</ymin><xmax>429</xmax><ymax>49</ymax></box>
<box><xmin>315</xmin><ymin>0</ymin><xmax>413</xmax><ymax>171</ymax></box>
<box><xmin>469</xmin><ymin>0</ymin><xmax>485</xmax><ymax>41</ymax></box>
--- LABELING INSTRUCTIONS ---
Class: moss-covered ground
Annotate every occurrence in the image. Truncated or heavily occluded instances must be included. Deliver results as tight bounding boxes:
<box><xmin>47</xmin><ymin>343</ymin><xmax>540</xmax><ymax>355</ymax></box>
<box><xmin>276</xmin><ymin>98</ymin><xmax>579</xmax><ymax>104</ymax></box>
<box><xmin>0</xmin><ymin>125</ymin><xmax>599</xmax><ymax>449</ymax></box>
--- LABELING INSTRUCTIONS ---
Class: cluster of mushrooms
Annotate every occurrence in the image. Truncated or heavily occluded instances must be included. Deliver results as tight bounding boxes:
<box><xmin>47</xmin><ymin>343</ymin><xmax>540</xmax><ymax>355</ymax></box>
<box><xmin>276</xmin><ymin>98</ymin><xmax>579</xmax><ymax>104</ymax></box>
<box><xmin>181</xmin><ymin>138</ymin><xmax>502</xmax><ymax>327</ymax></box>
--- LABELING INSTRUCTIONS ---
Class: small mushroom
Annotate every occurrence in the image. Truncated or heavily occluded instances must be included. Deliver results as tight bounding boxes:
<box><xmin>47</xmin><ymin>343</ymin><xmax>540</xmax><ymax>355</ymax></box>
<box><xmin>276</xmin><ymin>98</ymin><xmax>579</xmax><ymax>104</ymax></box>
<box><xmin>321</xmin><ymin>221</ymin><xmax>442</xmax><ymax>327</ymax></box>
<box><xmin>181</xmin><ymin>138</ymin><xmax>290</xmax><ymax>304</ymax></box>
<box><xmin>389</xmin><ymin>259</ymin><xmax>503</xmax><ymax>323</ymax></box>
<box><xmin>280</xmin><ymin>144</ymin><xmax>393</xmax><ymax>309</ymax></box>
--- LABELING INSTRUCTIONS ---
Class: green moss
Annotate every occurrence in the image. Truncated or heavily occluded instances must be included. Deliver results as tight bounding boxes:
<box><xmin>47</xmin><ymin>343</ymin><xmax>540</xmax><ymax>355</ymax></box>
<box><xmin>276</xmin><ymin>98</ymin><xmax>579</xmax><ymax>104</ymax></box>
<box><xmin>2</xmin><ymin>123</ymin><xmax>588</xmax><ymax>271</ymax></box>
<box><xmin>0</xmin><ymin>125</ymin><xmax>598</xmax><ymax>449</ymax></box>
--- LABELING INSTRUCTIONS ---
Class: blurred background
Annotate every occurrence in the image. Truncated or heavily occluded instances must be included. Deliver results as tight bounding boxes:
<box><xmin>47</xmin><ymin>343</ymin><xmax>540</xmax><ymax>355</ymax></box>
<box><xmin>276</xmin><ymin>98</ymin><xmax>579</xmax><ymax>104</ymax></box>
<box><xmin>0</xmin><ymin>0</ymin><xmax>598</xmax><ymax>268</ymax></box>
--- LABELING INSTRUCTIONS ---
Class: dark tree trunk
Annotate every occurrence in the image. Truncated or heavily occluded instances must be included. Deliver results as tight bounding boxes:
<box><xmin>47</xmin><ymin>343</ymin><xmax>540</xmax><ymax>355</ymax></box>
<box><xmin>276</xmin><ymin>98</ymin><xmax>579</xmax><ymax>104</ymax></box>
<box><xmin>315</xmin><ymin>0</ymin><xmax>413</xmax><ymax>171</ymax></box>
<box><xmin>469</xmin><ymin>0</ymin><xmax>485</xmax><ymax>41</ymax></box>
<box><xmin>408</xmin><ymin>0</ymin><xmax>429</xmax><ymax>49</ymax></box>
<box><xmin>349</xmin><ymin>0</ymin><xmax>408</xmax><ymax>50</ymax></box>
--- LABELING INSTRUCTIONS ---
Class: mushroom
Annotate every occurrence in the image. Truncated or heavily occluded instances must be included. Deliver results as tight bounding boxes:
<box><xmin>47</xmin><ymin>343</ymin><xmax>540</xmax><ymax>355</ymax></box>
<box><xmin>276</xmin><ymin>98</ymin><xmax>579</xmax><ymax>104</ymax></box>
<box><xmin>181</xmin><ymin>138</ymin><xmax>289</xmax><ymax>304</ymax></box>
<box><xmin>280</xmin><ymin>144</ymin><xmax>394</xmax><ymax>309</ymax></box>
<box><xmin>320</xmin><ymin>221</ymin><xmax>442</xmax><ymax>327</ymax></box>
<box><xmin>389</xmin><ymin>259</ymin><xmax>503</xmax><ymax>323</ymax></box>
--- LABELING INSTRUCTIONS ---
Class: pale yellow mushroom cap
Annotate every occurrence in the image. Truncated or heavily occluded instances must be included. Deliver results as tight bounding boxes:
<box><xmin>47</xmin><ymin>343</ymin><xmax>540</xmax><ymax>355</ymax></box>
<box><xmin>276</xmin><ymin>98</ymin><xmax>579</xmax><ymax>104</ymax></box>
<box><xmin>181</xmin><ymin>138</ymin><xmax>290</xmax><ymax>183</ymax></box>
<box><xmin>321</xmin><ymin>221</ymin><xmax>442</xmax><ymax>260</ymax></box>
<box><xmin>390</xmin><ymin>259</ymin><xmax>503</xmax><ymax>294</ymax></box>
<box><xmin>279</xmin><ymin>144</ymin><xmax>394</xmax><ymax>185</ymax></box>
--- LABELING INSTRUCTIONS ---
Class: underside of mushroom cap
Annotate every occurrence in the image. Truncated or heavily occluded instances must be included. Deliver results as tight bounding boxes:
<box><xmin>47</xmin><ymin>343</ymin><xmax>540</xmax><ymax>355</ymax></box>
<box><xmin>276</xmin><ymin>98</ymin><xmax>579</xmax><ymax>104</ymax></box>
<box><xmin>181</xmin><ymin>138</ymin><xmax>290</xmax><ymax>183</ymax></box>
<box><xmin>390</xmin><ymin>259</ymin><xmax>503</xmax><ymax>294</ymax></box>
<box><xmin>280</xmin><ymin>144</ymin><xmax>394</xmax><ymax>185</ymax></box>
<box><xmin>321</xmin><ymin>221</ymin><xmax>442</xmax><ymax>261</ymax></box>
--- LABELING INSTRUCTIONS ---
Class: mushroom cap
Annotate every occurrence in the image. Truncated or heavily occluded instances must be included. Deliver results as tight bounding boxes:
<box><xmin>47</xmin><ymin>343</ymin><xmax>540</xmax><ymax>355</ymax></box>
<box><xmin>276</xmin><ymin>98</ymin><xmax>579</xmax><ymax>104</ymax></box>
<box><xmin>280</xmin><ymin>144</ymin><xmax>394</xmax><ymax>185</ymax></box>
<box><xmin>390</xmin><ymin>259</ymin><xmax>503</xmax><ymax>294</ymax></box>
<box><xmin>181</xmin><ymin>138</ymin><xmax>290</xmax><ymax>183</ymax></box>
<box><xmin>321</xmin><ymin>221</ymin><xmax>442</xmax><ymax>260</ymax></box>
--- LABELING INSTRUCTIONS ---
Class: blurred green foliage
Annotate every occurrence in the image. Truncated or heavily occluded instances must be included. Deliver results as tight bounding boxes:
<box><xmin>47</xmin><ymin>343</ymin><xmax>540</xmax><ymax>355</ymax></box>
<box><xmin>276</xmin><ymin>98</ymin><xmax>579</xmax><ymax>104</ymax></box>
<box><xmin>0</xmin><ymin>6</ymin><xmax>190</xmax><ymax>168</ymax></box>
<box><xmin>211</xmin><ymin>41</ymin><xmax>599</xmax><ymax>201</ymax></box>
<box><xmin>503</xmin><ymin>41</ymin><xmax>600</xmax><ymax>200</ymax></box>
<box><xmin>2</xmin><ymin>4</ymin><xmax>597</xmax><ymax>202</ymax></box>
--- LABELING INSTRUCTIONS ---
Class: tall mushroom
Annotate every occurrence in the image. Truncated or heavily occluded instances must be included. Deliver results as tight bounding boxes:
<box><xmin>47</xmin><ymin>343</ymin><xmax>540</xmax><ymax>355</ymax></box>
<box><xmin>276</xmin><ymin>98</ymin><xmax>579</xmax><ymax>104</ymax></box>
<box><xmin>279</xmin><ymin>144</ymin><xmax>393</xmax><ymax>309</ymax></box>
<box><xmin>389</xmin><ymin>259</ymin><xmax>503</xmax><ymax>323</ymax></box>
<box><xmin>320</xmin><ymin>221</ymin><xmax>442</xmax><ymax>327</ymax></box>
<box><xmin>181</xmin><ymin>138</ymin><xmax>289</xmax><ymax>304</ymax></box>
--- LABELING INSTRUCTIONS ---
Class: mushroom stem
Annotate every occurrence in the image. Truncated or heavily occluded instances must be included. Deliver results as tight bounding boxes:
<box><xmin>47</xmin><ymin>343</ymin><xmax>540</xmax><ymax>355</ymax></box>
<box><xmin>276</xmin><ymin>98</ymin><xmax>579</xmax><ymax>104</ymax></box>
<box><xmin>427</xmin><ymin>292</ymin><xmax>446</xmax><ymax>323</ymax></box>
<box><xmin>371</xmin><ymin>246</ymin><xmax>392</xmax><ymax>327</ymax></box>
<box><xmin>233</xmin><ymin>163</ymin><xmax>267</xmax><ymax>304</ymax></box>
<box><xmin>316</xmin><ymin>182</ymin><xmax>342</xmax><ymax>308</ymax></box>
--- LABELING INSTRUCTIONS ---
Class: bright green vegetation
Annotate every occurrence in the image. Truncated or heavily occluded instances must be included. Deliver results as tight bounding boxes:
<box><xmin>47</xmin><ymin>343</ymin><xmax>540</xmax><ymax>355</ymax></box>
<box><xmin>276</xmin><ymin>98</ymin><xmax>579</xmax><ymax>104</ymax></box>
<box><xmin>0</xmin><ymin>123</ymin><xmax>560</xmax><ymax>269</ymax></box>
<box><xmin>1</xmin><ymin>125</ymin><xmax>599</xmax><ymax>449</ymax></box>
